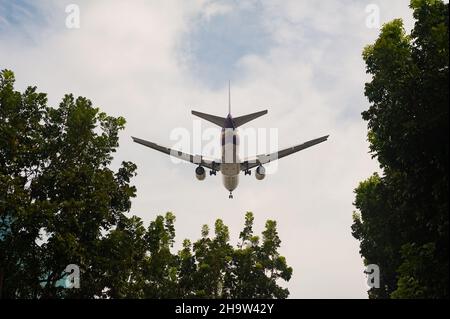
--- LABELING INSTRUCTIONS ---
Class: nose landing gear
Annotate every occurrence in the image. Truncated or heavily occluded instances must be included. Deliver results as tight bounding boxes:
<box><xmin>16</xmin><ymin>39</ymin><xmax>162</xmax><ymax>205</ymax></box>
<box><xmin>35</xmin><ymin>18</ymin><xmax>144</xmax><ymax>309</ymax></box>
<box><xmin>229</xmin><ymin>192</ymin><xmax>233</xmax><ymax>199</ymax></box>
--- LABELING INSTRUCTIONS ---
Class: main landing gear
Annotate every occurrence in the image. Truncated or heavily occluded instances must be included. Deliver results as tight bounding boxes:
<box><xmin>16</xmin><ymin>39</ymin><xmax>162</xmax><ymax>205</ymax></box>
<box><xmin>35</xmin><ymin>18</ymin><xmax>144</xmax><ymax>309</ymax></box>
<box><xmin>229</xmin><ymin>192</ymin><xmax>233</xmax><ymax>199</ymax></box>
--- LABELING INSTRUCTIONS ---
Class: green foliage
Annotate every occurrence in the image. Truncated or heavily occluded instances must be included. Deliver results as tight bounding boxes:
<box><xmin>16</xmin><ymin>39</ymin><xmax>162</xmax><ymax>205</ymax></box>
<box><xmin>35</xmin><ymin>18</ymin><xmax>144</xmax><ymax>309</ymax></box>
<box><xmin>130</xmin><ymin>213</ymin><xmax>292</xmax><ymax>299</ymax></box>
<box><xmin>0</xmin><ymin>69</ymin><xmax>138</xmax><ymax>298</ymax></box>
<box><xmin>352</xmin><ymin>0</ymin><xmax>448</xmax><ymax>299</ymax></box>
<box><xmin>194</xmin><ymin>213</ymin><xmax>292</xmax><ymax>299</ymax></box>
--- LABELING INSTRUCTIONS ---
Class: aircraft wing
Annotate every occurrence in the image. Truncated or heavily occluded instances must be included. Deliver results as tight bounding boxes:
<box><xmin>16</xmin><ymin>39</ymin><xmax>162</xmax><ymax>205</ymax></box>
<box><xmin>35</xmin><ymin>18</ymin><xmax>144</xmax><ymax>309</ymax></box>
<box><xmin>240</xmin><ymin>135</ymin><xmax>329</xmax><ymax>171</ymax></box>
<box><xmin>132</xmin><ymin>136</ymin><xmax>221</xmax><ymax>171</ymax></box>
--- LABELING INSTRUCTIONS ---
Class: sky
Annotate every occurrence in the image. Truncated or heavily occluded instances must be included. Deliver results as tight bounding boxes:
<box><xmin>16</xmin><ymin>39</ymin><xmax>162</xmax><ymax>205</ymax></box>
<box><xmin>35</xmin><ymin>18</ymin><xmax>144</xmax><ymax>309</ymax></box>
<box><xmin>0</xmin><ymin>0</ymin><xmax>417</xmax><ymax>298</ymax></box>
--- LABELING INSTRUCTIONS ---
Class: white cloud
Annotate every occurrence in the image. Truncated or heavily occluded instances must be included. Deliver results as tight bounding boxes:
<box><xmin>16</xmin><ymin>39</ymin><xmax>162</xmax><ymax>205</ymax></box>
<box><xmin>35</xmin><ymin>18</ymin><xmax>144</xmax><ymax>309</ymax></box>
<box><xmin>0</xmin><ymin>0</ymin><xmax>416</xmax><ymax>298</ymax></box>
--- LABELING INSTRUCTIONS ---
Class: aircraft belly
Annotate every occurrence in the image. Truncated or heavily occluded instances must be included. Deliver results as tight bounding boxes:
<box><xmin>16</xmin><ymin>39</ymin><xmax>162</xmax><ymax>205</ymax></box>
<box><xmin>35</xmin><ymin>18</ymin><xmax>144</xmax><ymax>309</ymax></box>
<box><xmin>222</xmin><ymin>174</ymin><xmax>239</xmax><ymax>192</ymax></box>
<box><xmin>221</xmin><ymin>163</ymin><xmax>240</xmax><ymax>176</ymax></box>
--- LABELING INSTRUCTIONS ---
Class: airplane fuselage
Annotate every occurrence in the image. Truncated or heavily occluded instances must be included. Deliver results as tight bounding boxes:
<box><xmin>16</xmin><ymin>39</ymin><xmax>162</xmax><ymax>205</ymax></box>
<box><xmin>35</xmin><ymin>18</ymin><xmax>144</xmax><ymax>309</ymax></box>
<box><xmin>221</xmin><ymin>114</ymin><xmax>240</xmax><ymax>194</ymax></box>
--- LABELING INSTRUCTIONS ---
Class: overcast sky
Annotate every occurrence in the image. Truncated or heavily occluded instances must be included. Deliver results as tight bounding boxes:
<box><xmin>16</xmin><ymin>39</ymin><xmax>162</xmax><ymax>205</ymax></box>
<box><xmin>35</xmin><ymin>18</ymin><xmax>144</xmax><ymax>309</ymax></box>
<box><xmin>0</xmin><ymin>0</ymin><xmax>417</xmax><ymax>298</ymax></box>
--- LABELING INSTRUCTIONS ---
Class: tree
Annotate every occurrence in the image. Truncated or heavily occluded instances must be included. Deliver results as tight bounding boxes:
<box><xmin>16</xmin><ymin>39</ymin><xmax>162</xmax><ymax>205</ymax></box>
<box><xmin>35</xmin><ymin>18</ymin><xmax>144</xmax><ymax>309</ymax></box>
<box><xmin>191</xmin><ymin>212</ymin><xmax>292</xmax><ymax>299</ymax></box>
<box><xmin>142</xmin><ymin>212</ymin><xmax>179</xmax><ymax>298</ymax></box>
<box><xmin>225</xmin><ymin>213</ymin><xmax>292</xmax><ymax>299</ymax></box>
<box><xmin>352</xmin><ymin>0</ymin><xmax>448</xmax><ymax>298</ymax></box>
<box><xmin>0</xmin><ymin>69</ymin><xmax>137</xmax><ymax>298</ymax></box>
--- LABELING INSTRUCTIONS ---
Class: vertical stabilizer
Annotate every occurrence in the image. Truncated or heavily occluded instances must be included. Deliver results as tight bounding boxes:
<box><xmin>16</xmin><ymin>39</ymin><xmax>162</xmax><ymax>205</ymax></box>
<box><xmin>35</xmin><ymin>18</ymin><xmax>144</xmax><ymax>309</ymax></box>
<box><xmin>228</xmin><ymin>80</ymin><xmax>231</xmax><ymax>115</ymax></box>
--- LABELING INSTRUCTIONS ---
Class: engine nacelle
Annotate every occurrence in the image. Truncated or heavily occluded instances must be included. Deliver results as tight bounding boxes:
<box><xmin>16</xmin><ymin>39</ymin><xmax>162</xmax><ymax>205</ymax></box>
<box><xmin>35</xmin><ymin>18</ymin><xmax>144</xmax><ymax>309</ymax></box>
<box><xmin>255</xmin><ymin>166</ymin><xmax>266</xmax><ymax>180</ymax></box>
<box><xmin>196</xmin><ymin>166</ymin><xmax>206</xmax><ymax>181</ymax></box>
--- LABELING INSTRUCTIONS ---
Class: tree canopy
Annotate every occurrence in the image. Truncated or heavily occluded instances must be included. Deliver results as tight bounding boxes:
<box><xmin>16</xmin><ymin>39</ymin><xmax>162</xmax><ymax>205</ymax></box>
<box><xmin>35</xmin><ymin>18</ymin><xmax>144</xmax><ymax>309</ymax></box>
<box><xmin>0</xmin><ymin>70</ymin><xmax>291</xmax><ymax>298</ymax></box>
<box><xmin>352</xmin><ymin>0</ymin><xmax>448</xmax><ymax>298</ymax></box>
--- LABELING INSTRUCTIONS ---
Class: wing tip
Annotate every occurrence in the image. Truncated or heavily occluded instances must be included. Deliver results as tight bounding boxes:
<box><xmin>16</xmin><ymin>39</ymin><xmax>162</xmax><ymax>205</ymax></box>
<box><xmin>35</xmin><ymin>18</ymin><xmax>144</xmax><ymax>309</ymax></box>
<box><xmin>131</xmin><ymin>136</ymin><xmax>143</xmax><ymax>143</ymax></box>
<box><xmin>321</xmin><ymin>134</ymin><xmax>330</xmax><ymax>141</ymax></box>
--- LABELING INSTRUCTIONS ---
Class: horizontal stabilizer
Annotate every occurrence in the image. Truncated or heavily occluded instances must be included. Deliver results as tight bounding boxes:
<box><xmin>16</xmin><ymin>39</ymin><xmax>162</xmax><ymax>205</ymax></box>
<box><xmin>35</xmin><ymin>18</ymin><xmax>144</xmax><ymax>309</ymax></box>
<box><xmin>192</xmin><ymin>111</ymin><xmax>226</xmax><ymax>127</ymax></box>
<box><xmin>233</xmin><ymin>110</ymin><xmax>268</xmax><ymax>128</ymax></box>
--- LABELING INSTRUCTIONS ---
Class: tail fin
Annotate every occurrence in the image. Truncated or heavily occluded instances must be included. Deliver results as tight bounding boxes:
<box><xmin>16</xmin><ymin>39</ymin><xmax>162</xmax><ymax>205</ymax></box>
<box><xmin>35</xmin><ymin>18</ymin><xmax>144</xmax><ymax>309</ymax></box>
<box><xmin>191</xmin><ymin>110</ymin><xmax>226</xmax><ymax>127</ymax></box>
<box><xmin>192</xmin><ymin>83</ymin><xmax>267</xmax><ymax>128</ymax></box>
<box><xmin>233</xmin><ymin>110</ymin><xmax>268</xmax><ymax>127</ymax></box>
<box><xmin>228</xmin><ymin>80</ymin><xmax>231</xmax><ymax>115</ymax></box>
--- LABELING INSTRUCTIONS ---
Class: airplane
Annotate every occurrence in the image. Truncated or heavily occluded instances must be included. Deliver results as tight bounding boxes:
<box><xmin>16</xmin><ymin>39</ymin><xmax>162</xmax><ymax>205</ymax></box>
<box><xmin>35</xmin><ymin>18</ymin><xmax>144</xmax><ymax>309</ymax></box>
<box><xmin>132</xmin><ymin>85</ymin><xmax>329</xmax><ymax>199</ymax></box>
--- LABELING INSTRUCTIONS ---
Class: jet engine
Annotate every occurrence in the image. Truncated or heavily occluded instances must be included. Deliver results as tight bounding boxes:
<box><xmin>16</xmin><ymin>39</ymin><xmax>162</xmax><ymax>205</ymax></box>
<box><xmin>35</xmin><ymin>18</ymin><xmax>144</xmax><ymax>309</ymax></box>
<box><xmin>196</xmin><ymin>166</ymin><xmax>206</xmax><ymax>181</ymax></box>
<box><xmin>255</xmin><ymin>166</ymin><xmax>266</xmax><ymax>180</ymax></box>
